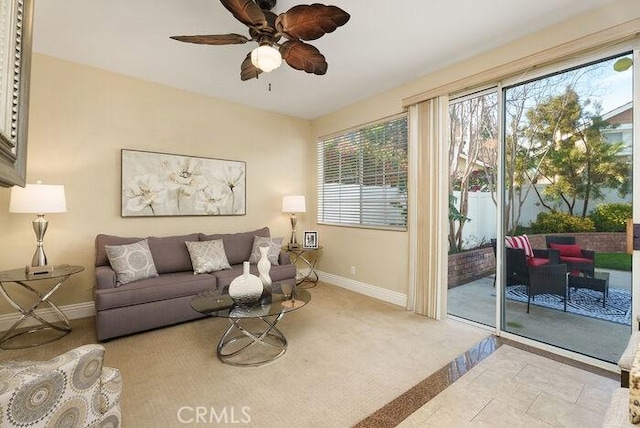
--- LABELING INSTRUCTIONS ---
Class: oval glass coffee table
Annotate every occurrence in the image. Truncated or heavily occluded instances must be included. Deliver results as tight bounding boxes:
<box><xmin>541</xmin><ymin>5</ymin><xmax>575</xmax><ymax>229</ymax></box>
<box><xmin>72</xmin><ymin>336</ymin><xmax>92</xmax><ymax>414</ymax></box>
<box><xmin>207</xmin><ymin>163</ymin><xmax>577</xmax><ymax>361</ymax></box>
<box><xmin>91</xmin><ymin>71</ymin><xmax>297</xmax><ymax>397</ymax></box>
<box><xmin>191</xmin><ymin>284</ymin><xmax>311</xmax><ymax>366</ymax></box>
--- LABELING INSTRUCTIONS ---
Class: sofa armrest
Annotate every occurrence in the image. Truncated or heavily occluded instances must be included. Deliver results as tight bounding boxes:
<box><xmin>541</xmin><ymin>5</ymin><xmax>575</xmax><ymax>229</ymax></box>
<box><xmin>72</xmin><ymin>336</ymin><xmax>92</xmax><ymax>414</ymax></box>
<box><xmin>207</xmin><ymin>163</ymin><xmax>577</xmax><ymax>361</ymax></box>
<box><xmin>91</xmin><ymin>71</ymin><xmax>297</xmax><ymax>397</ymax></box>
<box><xmin>0</xmin><ymin>344</ymin><xmax>105</xmax><ymax>395</ymax></box>
<box><xmin>96</xmin><ymin>265</ymin><xmax>117</xmax><ymax>290</ymax></box>
<box><xmin>279</xmin><ymin>251</ymin><xmax>291</xmax><ymax>265</ymax></box>
<box><xmin>100</xmin><ymin>366</ymin><xmax>122</xmax><ymax>415</ymax></box>
<box><xmin>619</xmin><ymin>332</ymin><xmax>640</xmax><ymax>387</ymax></box>
<box><xmin>0</xmin><ymin>345</ymin><xmax>116</xmax><ymax>426</ymax></box>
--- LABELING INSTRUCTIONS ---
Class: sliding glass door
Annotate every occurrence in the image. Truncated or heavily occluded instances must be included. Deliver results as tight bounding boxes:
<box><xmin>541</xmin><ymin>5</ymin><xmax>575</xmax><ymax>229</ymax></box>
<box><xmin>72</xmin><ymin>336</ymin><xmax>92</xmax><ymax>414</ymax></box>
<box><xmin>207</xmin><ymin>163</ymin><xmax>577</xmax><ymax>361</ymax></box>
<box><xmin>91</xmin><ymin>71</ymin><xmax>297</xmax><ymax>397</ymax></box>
<box><xmin>446</xmin><ymin>46</ymin><xmax>636</xmax><ymax>364</ymax></box>
<box><xmin>501</xmin><ymin>51</ymin><xmax>633</xmax><ymax>362</ymax></box>
<box><xmin>447</xmin><ymin>89</ymin><xmax>498</xmax><ymax>327</ymax></box>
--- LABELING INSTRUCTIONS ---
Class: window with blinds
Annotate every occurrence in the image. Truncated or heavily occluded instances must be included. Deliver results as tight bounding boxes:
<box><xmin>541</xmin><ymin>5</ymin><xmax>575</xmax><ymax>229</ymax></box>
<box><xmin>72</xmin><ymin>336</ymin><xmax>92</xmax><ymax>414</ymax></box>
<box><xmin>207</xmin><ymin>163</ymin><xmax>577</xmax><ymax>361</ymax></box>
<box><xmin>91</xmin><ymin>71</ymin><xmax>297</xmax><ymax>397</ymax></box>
<box><xmin>317</xmin><ymin>115</ymin><xmax>408</xmax><ymax>229</ymax></box>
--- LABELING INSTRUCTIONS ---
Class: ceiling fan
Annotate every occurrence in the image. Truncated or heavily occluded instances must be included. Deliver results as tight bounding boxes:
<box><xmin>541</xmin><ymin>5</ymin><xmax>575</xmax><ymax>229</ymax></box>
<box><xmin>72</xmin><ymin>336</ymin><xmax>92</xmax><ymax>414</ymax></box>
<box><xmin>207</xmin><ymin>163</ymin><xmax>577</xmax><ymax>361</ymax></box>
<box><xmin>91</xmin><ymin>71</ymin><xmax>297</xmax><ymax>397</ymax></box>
<box><xmin>170</xmin><ymin>0</ymin><xmax>350</xmax><ymax>81</ymax></box>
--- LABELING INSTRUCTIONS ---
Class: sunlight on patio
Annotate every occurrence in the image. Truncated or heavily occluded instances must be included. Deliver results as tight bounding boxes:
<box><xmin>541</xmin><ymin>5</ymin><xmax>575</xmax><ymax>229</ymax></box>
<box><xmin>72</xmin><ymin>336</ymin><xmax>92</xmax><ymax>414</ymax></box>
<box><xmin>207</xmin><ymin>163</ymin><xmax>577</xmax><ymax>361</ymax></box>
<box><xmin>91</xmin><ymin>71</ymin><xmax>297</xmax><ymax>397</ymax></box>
<box><xmin>447</xmin><ymin>269</ymin><xmax>631</xmax><ymax>363</ymax></box>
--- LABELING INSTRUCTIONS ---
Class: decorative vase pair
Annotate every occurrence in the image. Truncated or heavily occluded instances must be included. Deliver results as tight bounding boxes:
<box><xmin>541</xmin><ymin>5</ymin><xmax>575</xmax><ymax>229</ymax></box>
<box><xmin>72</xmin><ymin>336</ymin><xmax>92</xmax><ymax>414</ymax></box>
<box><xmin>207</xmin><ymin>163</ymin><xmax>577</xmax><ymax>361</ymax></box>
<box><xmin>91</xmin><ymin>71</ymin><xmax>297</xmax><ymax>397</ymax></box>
<box><xmin>228</xmin><ymin>246</ymin><xmax>272</xmax><ymax>306</ymax></box>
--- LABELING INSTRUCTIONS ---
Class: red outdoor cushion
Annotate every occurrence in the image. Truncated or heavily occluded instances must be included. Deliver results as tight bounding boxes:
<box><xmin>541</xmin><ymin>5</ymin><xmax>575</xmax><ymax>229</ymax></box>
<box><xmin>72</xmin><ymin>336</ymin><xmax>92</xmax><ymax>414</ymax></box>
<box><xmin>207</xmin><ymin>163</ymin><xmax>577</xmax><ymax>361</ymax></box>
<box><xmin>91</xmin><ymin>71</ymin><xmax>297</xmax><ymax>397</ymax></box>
<box><xmin>549</xmin><ymin>243</ymin><xmax>583</xmax><ymax>258</ymax></box>
<box><xmin>527</xmin><ymin>257</ymin><xmax>550</xmax><ymax>267</ymax></box>
<box><xmin>559</xmin><ymin>256</ymin><xmax>593</xmax><ymax>264</ymax></box>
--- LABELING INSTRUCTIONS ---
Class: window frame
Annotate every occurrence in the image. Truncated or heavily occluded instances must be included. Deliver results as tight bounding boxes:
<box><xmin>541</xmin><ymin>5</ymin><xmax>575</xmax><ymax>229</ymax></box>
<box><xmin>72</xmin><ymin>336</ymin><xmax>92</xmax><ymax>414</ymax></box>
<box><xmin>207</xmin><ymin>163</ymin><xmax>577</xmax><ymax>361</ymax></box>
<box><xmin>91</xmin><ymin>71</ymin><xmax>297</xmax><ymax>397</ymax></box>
<box><xmin>316</xmin><ymin>113</ymin><xmax>409</xmax><ymax>231</ymax></box>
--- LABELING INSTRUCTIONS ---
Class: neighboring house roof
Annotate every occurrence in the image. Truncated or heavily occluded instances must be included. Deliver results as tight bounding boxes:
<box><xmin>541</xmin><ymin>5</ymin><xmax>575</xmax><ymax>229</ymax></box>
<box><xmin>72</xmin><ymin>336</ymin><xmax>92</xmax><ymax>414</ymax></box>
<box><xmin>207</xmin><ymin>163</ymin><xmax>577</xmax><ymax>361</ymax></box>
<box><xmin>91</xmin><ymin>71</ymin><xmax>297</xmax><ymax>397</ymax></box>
<box><xmin>602</xmin><ymin>101</ymin><xmax>632</xmax><ymax>125</ymax></box>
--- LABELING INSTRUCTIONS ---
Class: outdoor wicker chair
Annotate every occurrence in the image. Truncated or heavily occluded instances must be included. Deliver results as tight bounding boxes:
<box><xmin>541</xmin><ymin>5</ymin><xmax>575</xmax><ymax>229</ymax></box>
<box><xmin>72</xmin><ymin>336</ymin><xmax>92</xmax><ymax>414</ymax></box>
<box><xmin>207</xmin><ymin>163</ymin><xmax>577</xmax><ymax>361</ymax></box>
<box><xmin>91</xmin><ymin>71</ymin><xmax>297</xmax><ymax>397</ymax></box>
<box><xmin>505</xmin><ymin>246</ymin><xmax>567</xmax><ymax>313</ymax></box>
<box><xmin>545</xmin><ymin>235</ymin><xmax>595</xmax><ymax>277</ymax></box>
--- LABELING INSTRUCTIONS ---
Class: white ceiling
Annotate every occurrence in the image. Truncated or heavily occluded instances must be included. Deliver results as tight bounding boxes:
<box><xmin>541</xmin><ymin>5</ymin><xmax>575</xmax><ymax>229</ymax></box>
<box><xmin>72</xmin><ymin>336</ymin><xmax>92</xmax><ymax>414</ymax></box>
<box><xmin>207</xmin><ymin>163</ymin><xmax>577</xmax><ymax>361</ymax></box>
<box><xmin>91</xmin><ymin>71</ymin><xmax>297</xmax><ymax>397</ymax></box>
<box><xmin>33</xmin><ymin>0</ymin><xmax>616</xmax><ymax>120</ymax></box>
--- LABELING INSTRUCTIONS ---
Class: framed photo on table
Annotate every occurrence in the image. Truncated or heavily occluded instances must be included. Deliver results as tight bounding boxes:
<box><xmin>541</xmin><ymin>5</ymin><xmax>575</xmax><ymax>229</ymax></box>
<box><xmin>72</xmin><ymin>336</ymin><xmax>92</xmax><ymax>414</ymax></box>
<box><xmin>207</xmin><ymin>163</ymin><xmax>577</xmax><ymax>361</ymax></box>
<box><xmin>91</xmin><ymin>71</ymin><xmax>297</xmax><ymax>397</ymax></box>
<box><xmin>303</xmin><ymin>231</ymin><xmax>318</xmax><ymax>249</ymax></box>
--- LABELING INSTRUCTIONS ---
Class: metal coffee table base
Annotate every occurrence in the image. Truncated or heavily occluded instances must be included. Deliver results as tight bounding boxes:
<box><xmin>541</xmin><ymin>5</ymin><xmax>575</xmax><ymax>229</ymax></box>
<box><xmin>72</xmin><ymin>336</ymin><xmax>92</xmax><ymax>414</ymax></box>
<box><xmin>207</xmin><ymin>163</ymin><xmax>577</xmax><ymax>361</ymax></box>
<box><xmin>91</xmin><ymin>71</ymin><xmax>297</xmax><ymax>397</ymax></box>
<box><xmin>217</xmin><ymin>313</ymin><xmax>288</xmax><ymax>366</ymax></box>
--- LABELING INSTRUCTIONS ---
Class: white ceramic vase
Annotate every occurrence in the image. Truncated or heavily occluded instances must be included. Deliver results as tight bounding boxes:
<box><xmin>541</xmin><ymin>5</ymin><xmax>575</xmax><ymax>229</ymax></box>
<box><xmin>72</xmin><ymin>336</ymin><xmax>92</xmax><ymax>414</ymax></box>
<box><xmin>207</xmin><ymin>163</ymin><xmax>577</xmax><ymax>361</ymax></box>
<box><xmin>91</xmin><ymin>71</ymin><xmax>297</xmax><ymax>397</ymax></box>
<box><xmin>228</xmin><ymin>261</ymin><xmax>263</xmax><ymax>306</ymax></box>
<box><xmin>257</xmin><ymin>245</ymin><xmax>272</xmax><ymax>301</ymax></box>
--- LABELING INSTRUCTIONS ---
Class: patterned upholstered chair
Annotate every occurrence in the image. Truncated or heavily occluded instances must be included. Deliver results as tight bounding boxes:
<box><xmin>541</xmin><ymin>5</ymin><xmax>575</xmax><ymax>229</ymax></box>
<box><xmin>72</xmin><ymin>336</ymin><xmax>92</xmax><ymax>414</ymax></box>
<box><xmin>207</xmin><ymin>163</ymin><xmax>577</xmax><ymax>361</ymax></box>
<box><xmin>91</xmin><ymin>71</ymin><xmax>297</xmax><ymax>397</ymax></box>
<box><xmin>0</xmin><ymin>344</ymin><xmax>121</xmax><ymax>427</ymax></box>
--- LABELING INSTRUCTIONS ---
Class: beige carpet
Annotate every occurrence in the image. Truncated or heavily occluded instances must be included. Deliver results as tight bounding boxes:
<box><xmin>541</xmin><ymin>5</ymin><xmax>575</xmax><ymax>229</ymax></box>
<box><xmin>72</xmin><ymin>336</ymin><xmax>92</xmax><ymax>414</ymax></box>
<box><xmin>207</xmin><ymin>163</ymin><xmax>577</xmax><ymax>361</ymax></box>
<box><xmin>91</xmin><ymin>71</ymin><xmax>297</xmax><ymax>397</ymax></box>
<box><xmin>0</xmin><ymin>283</ymin><xmax>489</xmax><ymax>427</ymax></box>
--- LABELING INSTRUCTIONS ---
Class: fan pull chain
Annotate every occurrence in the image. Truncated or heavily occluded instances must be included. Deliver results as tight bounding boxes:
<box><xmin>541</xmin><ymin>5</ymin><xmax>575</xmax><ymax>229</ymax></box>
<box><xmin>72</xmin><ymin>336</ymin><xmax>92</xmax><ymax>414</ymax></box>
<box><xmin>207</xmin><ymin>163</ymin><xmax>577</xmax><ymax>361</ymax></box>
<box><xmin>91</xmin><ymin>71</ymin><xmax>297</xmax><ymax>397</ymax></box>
<box><xmin>268</xmin><ymin>83</ymin><xmax>272</xmax><ymax>92</ymax></box>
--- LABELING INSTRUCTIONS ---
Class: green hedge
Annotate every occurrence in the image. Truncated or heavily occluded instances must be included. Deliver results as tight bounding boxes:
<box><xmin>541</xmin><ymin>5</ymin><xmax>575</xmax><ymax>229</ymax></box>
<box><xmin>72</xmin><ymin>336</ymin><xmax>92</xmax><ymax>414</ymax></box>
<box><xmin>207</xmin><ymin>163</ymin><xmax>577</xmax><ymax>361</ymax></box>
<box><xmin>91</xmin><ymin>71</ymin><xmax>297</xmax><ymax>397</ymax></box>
<box><xmin>589</xmin><ymin>203</ymin><xmax>632</xmax><ymax>232</ymax></box>
<box><xmin>529</xmin><ymin>211</ymin><xmax>595</xmax><ymax>234</ymax></box>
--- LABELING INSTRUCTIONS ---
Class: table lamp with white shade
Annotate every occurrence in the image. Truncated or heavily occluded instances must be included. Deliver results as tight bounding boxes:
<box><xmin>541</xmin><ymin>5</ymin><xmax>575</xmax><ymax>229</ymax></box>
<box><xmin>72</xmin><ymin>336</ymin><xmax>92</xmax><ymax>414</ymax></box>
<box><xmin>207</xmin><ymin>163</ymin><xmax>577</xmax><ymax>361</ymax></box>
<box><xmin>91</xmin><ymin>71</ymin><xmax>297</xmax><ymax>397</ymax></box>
<box><xmin>9</xmin><ymin>181</ymin><xmax>67</xmax><ymax>274</ymax></box>
<box><xmin>282</xmin><ymin>195</ymin><xmax>306</xmax><ymax>249</ymax></box>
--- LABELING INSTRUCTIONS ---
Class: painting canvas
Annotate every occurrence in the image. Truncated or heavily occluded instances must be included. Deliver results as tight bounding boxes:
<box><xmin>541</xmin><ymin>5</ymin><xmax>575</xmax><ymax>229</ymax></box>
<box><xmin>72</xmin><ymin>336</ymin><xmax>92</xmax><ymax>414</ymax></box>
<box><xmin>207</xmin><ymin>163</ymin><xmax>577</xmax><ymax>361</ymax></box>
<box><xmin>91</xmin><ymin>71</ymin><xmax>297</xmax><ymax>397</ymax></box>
<box><xmin>121</xmin><ymin>149</ymin><xmax>246</xmax><ymax>217</ymax></box>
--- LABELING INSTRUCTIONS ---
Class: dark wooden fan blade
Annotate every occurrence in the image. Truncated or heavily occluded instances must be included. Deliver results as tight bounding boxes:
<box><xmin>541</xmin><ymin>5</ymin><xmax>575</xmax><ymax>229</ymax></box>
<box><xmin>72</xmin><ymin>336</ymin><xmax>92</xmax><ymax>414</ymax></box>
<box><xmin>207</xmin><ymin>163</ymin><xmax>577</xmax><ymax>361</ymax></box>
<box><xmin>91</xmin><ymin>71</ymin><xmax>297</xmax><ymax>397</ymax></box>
<box><xmin>170</xmin><ymin>34</ymin><xmax>251</xmax><ymax>45</ymax></box>
<box><xmin>280</xmin><ymin>41</ymin><xmax>327</xmax><ymax>75</ymax></box>
<box><xmin>220</xmin><ymin>0</ymin><xmax>268</xmax><ymax>29</ymax></box>
<box><xmin>241</xmin><ymin>53</ymin><xmax>262</xmax><ymax>80</ymax></box>
<box><xmin>275</xmin><ymin>4</ymin><xmax>350</xmax><ymax>41</ymax></box>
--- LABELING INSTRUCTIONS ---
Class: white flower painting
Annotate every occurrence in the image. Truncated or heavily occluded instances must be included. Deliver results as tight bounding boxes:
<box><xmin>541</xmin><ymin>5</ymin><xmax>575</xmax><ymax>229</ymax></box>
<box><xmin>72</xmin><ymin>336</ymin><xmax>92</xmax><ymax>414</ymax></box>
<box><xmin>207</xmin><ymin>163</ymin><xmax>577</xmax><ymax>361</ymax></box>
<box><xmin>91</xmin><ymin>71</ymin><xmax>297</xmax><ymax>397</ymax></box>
<box><xmin>121</xmin><ymin>149</ymin><xmax>246</xmax><ymax>217</ymax></box>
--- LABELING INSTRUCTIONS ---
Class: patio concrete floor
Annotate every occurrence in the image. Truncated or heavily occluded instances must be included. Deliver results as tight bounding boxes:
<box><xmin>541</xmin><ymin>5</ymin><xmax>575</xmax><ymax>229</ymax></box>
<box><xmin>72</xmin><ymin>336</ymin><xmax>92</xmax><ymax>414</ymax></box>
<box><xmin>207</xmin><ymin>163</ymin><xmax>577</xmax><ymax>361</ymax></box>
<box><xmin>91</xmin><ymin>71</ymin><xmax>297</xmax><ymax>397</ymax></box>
<box><xmin>447</xmin><ymin>269</ymin><xmax>632</xmax><ymax>364</ymax></box>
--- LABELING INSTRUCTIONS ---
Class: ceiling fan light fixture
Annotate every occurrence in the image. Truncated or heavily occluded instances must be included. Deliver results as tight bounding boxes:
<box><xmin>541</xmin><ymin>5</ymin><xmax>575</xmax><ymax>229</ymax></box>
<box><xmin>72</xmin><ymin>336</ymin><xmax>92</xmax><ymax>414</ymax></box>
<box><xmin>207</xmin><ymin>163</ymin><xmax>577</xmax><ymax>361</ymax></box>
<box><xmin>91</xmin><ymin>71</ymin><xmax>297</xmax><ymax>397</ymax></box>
<box><xmin>250</xmin><ymin>45</ymin><xmax>282</xmax><ymax>72</ymax></box>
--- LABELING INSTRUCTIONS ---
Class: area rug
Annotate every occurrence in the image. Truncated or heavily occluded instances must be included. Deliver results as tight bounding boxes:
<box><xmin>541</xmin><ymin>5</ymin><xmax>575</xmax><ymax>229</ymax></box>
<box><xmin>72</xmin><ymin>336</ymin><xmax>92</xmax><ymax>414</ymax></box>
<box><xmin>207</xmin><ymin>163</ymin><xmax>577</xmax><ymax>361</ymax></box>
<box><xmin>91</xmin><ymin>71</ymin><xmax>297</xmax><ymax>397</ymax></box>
<box><xmin>505</xmin><ymin>285</ymin><xmax>632</xmax><ymax>325</ymax></box>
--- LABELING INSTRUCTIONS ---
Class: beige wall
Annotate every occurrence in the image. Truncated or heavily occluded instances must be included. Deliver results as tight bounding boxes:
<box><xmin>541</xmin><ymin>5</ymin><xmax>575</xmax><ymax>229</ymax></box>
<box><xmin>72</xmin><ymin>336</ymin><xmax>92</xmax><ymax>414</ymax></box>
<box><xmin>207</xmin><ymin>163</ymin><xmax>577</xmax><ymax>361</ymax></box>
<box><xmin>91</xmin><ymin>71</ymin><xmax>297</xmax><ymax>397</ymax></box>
<box><xmin>1</xmin><ymin>0</ymin><xmax>639</xmax><ymax>315</ymax></box>
<box><xmin>309</xmin><ymin>0</ymin><xmax>640</xmax><ymax>295</ymax></box>
<box><xmin>0</xmin><ymin>54</ymin><xmax>311</xmax><ymax>312</ymax></box>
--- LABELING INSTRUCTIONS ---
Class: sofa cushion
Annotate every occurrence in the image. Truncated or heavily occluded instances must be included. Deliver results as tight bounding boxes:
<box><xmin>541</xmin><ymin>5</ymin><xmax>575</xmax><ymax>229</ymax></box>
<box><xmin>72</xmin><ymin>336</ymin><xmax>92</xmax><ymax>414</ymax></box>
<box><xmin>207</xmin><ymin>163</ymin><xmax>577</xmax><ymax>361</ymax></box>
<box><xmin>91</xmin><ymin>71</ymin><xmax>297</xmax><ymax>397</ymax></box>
<box><xmin>185</xmin><ymin>240</ymin><xmax>231</xmax><ymax>274</ymax></box>
<box><xmin>96</xmin><ymin>234</ymin><xmax>143</xmax><ymax>267</ymax></box>
<box><xmin>95</xmin><ymin>271</ymin><xmax>217</xmax><ymax>311</ymax></box>
<box><xmin>104</xmin><ymin>239</ymin><xmax>159</xmax><ymax>286</ymax></box>
<box><xmin>147</xmin><ymin>234</ymin><xmax>199</xmax><ymax>274</ymax></box>
<box><xmin>214</xmin><ymin>263</ymin><xmax>297</xmax><ymax>289</ymax></box>
<box><xmin>248</xmin><ymin>236</ymin><xmax>283</xmax><ymax>265</ymax></box>
<box><xmin>199</xmin><ymin>227</ymin><xmax>270</xmax><ymax>265</ymax></box>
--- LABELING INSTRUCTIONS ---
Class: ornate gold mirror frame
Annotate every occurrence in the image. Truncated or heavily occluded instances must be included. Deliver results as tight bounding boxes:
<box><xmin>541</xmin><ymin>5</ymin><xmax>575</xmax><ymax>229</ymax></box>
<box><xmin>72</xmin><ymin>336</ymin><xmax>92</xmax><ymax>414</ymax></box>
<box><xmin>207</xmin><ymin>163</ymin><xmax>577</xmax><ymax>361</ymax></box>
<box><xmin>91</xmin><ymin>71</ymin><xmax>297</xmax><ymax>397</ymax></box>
<box><xmin>0</xmin><ymin>0</ymin><xmax>33</xmax><ymax>187</ymax></box>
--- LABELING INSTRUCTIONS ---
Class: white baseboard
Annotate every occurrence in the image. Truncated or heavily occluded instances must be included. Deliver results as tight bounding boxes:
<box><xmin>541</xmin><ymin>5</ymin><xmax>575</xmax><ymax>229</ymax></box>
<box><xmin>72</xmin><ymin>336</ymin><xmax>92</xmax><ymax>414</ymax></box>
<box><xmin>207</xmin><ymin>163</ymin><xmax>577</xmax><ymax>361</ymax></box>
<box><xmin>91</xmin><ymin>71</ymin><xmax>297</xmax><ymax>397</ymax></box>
<box><xmin>0</xmin><ymin>274</ymin><xmax>406</xmax><ymax>332</ymax></box>
<box><xmin>316</xmin><ymin>270</ymin><xmax>408</xmax><ymax>307</ymax></box>
<box><xmin>0</xmin><ymin>302</ymin><xmax>95</xmax><ymax>332</ymax></box>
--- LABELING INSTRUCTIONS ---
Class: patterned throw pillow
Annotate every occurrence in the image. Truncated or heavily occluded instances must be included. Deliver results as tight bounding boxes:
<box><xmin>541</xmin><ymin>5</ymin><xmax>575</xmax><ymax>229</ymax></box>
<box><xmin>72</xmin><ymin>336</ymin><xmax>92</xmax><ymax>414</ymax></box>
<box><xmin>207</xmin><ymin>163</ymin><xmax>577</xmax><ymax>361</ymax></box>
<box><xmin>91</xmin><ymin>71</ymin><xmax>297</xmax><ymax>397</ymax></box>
<box><xmin>504</xmin><ymin>235</ymin><xmax>534</xmax><ymax>258</ymax></box>
<box><xmin>248</xmin><ymin>236</ymin><xmax>283</xmax><ymax>265</ymax></box>
<box><xmin>104</xmin><ymin>239</ymin><xmax>159</xmax><ymax>286</ymax></box>
<box><xmin>185</xmin><ymin>240</ymin><xmax>231</xmax><ymax>274</ymax></box>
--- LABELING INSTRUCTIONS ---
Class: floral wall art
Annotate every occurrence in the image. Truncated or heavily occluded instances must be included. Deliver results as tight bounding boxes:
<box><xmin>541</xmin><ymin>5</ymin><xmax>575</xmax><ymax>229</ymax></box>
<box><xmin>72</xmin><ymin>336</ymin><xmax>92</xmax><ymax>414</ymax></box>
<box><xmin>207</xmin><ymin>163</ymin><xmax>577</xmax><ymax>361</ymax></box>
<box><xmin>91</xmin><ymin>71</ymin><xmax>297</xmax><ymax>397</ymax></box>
<box><xmin>121</xmin><ymin>149</ymin><xmax>246</xmax><ymax>217</ymax></box>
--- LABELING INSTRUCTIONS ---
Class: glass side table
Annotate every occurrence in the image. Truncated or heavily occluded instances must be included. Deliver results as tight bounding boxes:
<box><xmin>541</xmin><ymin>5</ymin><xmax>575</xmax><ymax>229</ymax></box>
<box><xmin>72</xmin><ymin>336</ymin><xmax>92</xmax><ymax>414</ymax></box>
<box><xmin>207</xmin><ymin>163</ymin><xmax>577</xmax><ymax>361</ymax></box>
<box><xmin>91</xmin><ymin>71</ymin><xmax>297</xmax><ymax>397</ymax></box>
<box><xmin>0</xmin><ymin>264</ymin><xmax>84</xmax><ymax>349</ymax></box>
<box><xmin>284</xmin><ymin>246</ymin><xmax>322</xmax><ymax>287</ymax></box>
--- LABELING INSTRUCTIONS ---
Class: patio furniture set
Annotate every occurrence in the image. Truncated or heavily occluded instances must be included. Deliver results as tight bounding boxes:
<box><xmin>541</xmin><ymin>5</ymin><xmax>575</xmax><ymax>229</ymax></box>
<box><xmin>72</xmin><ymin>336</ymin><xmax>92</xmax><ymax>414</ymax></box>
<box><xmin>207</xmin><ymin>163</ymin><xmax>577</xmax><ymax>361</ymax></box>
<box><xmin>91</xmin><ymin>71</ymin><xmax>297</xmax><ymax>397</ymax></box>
<box><xmin>501</xmin><ymin>235</ymin><xmax>609</xmax><ymax>312</ymax></box>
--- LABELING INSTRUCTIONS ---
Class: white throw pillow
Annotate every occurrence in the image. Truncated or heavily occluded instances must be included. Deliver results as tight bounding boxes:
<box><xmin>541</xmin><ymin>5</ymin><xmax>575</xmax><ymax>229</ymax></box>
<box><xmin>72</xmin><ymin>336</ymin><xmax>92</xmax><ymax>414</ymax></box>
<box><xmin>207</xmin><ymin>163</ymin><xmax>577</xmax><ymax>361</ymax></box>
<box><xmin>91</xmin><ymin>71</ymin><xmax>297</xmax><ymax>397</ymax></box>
<box><xmin>104</xmin><ymin>239</ymin><xmax>159</xmax><ymax>286</ymax></box>
<box><xmin>248</xmin><ymin>236</ymin><xmax>283</xmax><ymax>265</ymax></box>
<box><xmin>185</xmin><ymin>240</ymin><xmax>231</xmax><ymax>274</ymax></box>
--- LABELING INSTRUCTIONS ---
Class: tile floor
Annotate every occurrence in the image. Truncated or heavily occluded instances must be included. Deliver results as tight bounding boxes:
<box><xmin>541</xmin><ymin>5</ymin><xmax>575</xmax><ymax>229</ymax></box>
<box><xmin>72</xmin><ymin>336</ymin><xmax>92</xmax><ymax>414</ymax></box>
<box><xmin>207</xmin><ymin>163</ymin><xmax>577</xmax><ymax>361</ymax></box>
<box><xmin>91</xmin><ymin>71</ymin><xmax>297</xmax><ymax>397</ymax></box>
<box><xmin>398</xmin><ymin>344</ymin><xmax>618</xmax><ymax>427</ymax></box>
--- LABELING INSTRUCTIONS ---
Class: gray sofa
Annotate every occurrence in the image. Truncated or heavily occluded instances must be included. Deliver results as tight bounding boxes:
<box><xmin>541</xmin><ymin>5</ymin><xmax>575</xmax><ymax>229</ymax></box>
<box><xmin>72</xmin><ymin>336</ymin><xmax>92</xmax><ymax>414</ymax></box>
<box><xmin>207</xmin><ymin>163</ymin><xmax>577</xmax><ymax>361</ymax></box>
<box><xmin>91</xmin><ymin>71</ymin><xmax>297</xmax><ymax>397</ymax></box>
<box><xmin>94</xmin><ymin>227</ymin><xmax>296</xmax><ymax>341</ymax></box>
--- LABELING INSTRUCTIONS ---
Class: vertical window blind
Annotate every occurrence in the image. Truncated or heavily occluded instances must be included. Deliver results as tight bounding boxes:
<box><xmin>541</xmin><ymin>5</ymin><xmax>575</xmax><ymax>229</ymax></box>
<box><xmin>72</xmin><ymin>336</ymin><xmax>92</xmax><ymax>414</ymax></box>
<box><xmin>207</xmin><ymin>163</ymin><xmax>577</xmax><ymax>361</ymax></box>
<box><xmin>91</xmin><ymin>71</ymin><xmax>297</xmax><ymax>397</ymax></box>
<box><xmin>317</xmin><ymin>115</ymin><xmax>408</xmax><ymax>229</ymax></box>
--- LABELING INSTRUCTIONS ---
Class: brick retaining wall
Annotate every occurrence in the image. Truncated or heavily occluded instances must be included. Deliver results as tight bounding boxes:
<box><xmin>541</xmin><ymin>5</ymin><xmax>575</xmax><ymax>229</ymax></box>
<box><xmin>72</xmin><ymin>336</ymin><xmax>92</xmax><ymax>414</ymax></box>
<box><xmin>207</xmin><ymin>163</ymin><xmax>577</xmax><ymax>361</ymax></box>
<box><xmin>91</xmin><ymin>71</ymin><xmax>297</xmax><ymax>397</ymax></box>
<box><xmin>448</xmin><ymin>232</ymin><xmax>626</xmax><ymax>289</ymax></box>
<box><xmin>527</xmin><ymin>232</ymin><xmax>627</xmax><ymax>253</ymax></box>
<box><xmin>448</xmin><ymin>247</ymin><xmax>494</xmax><ymax>289</ymax></box>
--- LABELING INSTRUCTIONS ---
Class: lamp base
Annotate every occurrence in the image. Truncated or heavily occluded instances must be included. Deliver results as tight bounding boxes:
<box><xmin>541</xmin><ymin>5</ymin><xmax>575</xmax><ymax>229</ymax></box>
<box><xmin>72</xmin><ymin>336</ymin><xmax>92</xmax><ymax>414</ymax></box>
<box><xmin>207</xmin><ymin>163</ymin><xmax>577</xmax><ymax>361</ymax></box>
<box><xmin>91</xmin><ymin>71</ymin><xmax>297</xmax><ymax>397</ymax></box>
<box><xmin>287</xmin><ymin>243</ymin><xmax>300</xmax><ymax>250</ymax></box>
<box><xmin>25</xmin><ymin>265</ymin><xmax>53</xmax><ymax>275</ymax></box>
